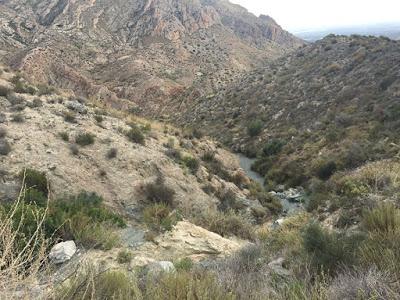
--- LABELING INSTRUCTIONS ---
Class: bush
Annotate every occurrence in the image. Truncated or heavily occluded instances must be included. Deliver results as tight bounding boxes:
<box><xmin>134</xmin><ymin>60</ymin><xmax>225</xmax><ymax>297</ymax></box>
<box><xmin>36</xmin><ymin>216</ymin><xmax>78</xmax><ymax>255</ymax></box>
<box><xmin>36</xmin><ymin>84</ymin><xmax>55</xmax><ymax>96</ymax></box>
<box><xmin>59</xmin><ymin>131</ymin><xmax>69</xmax><ymax>142</ymax></box>
<box><xmin>362</xmin><ymin>203</ymin><xmax>400</xmax><ymax>235</ymax></box>
<box><xmin>0</xmin><ymin>139</ymin><xmax>11</xmax><ymax>156</ymax></box>
<box><xmin>165</xmin><ymin>148</ymin><xmax>182</xmax><ymax>161</ymax></box>
<box><xmin>174</xmin><ymin>258</ymin><xmax>193</xmax><ymax>271</ymax></box>
<box><xmin>106</xmin><ymin>148</ymin><xmax>118</xmax><ymax>159</ymax></box>
<box><xmin>46</xmin><ymin>192</ymin><xmax>125</xmax><ymax>249</ymax></box>
<box><xmin>55</xmin><ymin>268</ymin><xmax>141</xmax><ymax>300</ymax></box>
<box><xmin>182</xmin><ymin>156</ymin><xmax>200</xmax><ymax>174</ymax></box>
<box><xmin>126</xmin><ymin>127</ymin><xmax>145</xmax><ymax>145</ymax></box>
<box><xmin>144</xmin><ymin>176</ymin><xmax>175</xmax><ymax>206</ymax></box>
<box><xmin>27</xmin><ymin>98</ymin><xmax>43</xmax><ymax>108</ymax></box>
<box><xmin>63</xmin><ymin>111</ymin><xmax>77</xmax><ymax>123</ymax></box>
<box><xmin>94</xmin><ymin>115</ymin><xmax>103</xmax><ymax>123</ymax></box>
<box><xmin>117</xmin><ymin>250</ymin><xmax>133</xmax><ymax>264</ymax></box>
<box><xmin>145</xmin><ymin>271</ymin><xmax>233</xmax><ymax>300</ymax></box>
<box><xmin>303</xmin><ymin>222</ymin><xmax>364</xmax><ymax>274</ymax></box>
<box><xmin>143</xmin><ymin>203</ymin><xmax>179</xmax><ymax>232</ymax></box>
<box><xmin>256</xmin><ymin>191</ymin><xmax>283</xmax><ymax>214</ymax></box>
<box><xmin>247</xmin><ymin>119</ymin><xmax>263</xmax><ymax>137</ymax></box>
<box><xmin>0</xmin><ymin>127</ymin><xmax>6</xmax><ymax>138</ymax></box>
<box><xmin>75</xmin><ymin>132</ymin><xmax>95</xmax><ymax>146</ymax></box>
<box><xmin>262</xmin><ymin>139</ymin><xmax>285</xmax><ymax>156</ymax></box>
<box><xmin>11</xmin><ymin>113</ymin><xmax>24</xmax><ymax>123</ymax></box>
<box><xmin>0</xmin><ymin>84</ymin><xmax>11</xmax><ymax>97</ymax></box>
<box><xmin>315</xmin><ymin>159</ymin><xmax>337</xmax><ymax>180</ymax></box>
<box><xmin>195</xmin><ymin>210</ymin><xmax>255</xmax><ymax>240</ymax></box>
<box><xmin>19</xmin><ymin>168</ymin><xmax>48</xmax><ymax>196</ymax></box>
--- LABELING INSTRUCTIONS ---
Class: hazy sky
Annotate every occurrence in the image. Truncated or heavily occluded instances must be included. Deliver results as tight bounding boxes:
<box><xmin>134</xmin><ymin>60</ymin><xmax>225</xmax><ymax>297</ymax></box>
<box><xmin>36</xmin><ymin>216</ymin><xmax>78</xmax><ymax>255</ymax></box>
<box><xmin>229</xmin><ymin>0</ymin><xmax>400</xmax><ymax>32</ymax></box>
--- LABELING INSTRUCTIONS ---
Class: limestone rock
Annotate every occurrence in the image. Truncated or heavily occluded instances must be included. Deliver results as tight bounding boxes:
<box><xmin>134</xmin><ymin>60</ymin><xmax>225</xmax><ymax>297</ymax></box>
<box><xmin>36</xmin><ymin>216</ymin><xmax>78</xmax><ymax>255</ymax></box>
<box><xmin>153</xmin><ymin>221</ymin><xmax>245</xmax><ymax>258</ymax></box>
<box><xmin>49</xmin><ymin>241</ymin><xmax>77</xmax><ymax>264</ymax></box>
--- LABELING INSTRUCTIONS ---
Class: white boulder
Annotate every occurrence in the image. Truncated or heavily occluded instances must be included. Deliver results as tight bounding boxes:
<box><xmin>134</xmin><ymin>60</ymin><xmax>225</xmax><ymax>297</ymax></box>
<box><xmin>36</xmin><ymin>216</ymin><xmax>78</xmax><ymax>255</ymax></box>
<box><xmin>49</xmin><ymin>241</ymin><xmax>77</xmax><ymax>264</ymax></box>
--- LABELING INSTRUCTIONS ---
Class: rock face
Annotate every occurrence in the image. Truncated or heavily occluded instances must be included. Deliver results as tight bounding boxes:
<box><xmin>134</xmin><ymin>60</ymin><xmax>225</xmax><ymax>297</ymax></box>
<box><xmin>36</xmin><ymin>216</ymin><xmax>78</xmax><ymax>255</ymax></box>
<box><xmin>49</xmin><ymin>241</ymin><xmax>77</xmax><ymax>264</ymax></box>
<box><xmin>148</xmin><ymin>221</ymin><xmax>246</xmax><ymax>259</ymax></box>
<box><xmin>0</xmin><ymin>0</ymin><xmax>303</xmax><ymax>117</ymax></box>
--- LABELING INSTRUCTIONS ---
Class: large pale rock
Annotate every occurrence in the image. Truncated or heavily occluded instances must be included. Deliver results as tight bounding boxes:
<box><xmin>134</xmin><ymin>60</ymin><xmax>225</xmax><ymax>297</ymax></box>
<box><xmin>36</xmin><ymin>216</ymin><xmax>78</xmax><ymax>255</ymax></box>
<box><xmin>153</xmin><ymin>221</ymin><xmax>245</xmax><ymax>258</ymax></box>
<box><xmin>146</xmin><ymin>261</ymin><xmax>176</xmax><ymax>277</ymax></box>
<box><xmin>49</xmin><ymin>241</ymin><xmax>77</xmax><ymax>264</ymax></box>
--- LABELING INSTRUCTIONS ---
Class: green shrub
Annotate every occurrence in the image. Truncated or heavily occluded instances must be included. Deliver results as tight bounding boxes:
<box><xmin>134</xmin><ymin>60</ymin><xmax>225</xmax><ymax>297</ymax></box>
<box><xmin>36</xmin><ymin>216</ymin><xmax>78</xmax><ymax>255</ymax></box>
<box><xmin>144</xmin><ymin>176</ymin><xmax>175</xmax><ymax>206</ymax></box>
<box><xmin>36</xmin><ymin>84</ymin><xmax>55</xmax><ymax>96</ymax></box>
<box><xmin>145</xmin><ymin>271</ymin><xmax>234</xmax><ymax>300</ymax></box>
<box><xmin>117</xmin><ymin>250</ymin><xmax>133</xmax><ymax>264</ymax></box>
<box><xmin>126</xmin><ymin>127</ymin><xmax>145</xmax><ymax>145</ymax></box>
<box><xmin>0</xmin><ymin>139</ymin><xmax>11</xmax><ymax>156</ymax></box>
<box><xmin>303</xmin><ymin>222</ymin><xmax>364</xmax><ymax>274</ymax></box>
<box><xmin>174</xmin><ymin>257</ymin><xmax>193</xmax><ymax>271</ymax></box>
<box><xmin>59</xmin><ymin>131</ymin><xmax>69</xmax><ymax>142</ymax></box>
<box><xmin>315</xmin><ymin>160</ymin><xmax>337</xmax><ymax>180</ymax></box>
<box><xmin>196</xmin><ymin>210</ymin><xmax>254</xmax><ymax>240</ymax></box>
<box><xmin>24</xmin><ymin>188</ymin><xmax>47</xmax><ymax>207</ymax></box>
<box><xmin>56</xmin><ymin>268</ymin><xmax>141</xmax><ymax>300</ymax></box>
<box><xmin>182</xmin><ymin>156</ymin><xmax>200</xmax><ymax>174</ymax></box>
<box><xmin>247</xmin><ymin>120</ymin><xmax>263</xmax><ymax>137</ymax></box>
<box><xmin>201</xmin><ymin>151</ymin><xmax>216</xmax><ymax>162</ymax></box>
<box><xmin>143</xmin><ymin>203</ymin><xmax>179</xmax><ymax>232</ymax></box>
<box><xmin>19</xmin><ymin>168</ymin><xmax>48</xmax><ymax>196</ymax></box>
<box><xmin>94</xmin><ymin>114</ymin><xmax>103</xmax><ymax>123</ymax></box>
<box><xmin>262</xmin><ymin>139</ymin><xmax>285</xmax><ymax>156</ymax></box>
<box><xmin>45</xmin><ymin>192</ymin><xmax>125</xmax><ymax>249</ymax></box>
<box><xmin>363</xmin><ymin>203</ymin><xmax>400</xmax><ymax>235</ymax></box>
<box><xmin>256</xmin><ymin>191</ymin><xmax>283</xmax><ymax>214</ymax></box>
<box><xmin>75</xmin><ymin>132</ymin><xmax>95</xmax><ymax>146</ymax></box>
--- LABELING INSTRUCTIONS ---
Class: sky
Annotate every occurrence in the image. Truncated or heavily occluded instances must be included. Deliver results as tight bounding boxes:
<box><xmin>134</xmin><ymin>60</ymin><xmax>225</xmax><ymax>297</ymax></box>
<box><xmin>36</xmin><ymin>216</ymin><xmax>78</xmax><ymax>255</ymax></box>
<box><xmin>229</xmin><ymin>0</ymin><xmax>400</xmax><ymax>32</ymax></box>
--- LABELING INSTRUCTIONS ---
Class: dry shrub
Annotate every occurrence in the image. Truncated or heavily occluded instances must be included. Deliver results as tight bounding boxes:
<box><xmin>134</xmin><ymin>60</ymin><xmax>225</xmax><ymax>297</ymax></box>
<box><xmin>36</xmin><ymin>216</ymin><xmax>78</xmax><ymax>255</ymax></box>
<box><xmin>0</xmin><ymin>183</ymin><xmax>49</xmax><ymax>298</ymax></box>
<box><xmin>328</xmin><ymin>268</ymin><xmax>398</xmax><ymax>300</ymax></box>
<box><xmin>145</xmin><ymin>271</ymin><xmax>234</xmax><ymax>300</ymax></box>
<box><xmin>194</xmin><ymin>209</ymin><xmax>255</xmax><ymax>240</ymax></box>
<box><xmin>53</xmin><ymin>265</ymin><xmax>142</xmax><ymax>300</ymax></box>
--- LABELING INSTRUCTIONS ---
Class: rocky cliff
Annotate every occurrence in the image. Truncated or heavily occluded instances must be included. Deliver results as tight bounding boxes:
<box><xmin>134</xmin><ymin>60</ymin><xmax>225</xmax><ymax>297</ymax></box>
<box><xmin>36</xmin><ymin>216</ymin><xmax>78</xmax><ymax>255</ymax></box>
<box><xmin>0</xmin><ymin>0</ymin><xmax>303</xmax><ymax>116</ymax></box>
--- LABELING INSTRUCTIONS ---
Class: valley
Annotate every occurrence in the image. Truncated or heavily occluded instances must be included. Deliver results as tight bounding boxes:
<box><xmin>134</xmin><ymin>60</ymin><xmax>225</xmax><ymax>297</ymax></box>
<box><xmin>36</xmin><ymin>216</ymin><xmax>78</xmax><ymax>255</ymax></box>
<box><xmin>0</xmin><ymin>0</ymin><xmax>399</xmax><ymax>299</ymax></box>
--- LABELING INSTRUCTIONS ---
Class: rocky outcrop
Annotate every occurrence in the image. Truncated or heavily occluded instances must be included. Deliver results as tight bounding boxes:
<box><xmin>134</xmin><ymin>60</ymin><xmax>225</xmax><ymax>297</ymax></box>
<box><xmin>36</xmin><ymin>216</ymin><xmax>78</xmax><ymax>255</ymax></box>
<box><xmin>49</xmin><ymin>241</ymin><xmax>77</xmax><ymax>264</ymax></box>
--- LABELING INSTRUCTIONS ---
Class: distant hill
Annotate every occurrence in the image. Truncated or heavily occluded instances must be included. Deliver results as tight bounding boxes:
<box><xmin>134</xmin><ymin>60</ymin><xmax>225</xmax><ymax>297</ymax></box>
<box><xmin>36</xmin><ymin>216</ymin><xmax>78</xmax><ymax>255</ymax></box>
<box><xmin>295</xmin><ymin>23</ymin><xmax>400</xmax><ymax>41</ymax></box>
<box><xmin>180</xmin><ymin>35</ymin><xmax>400</xmax><ymax>188</ymax></box>
<box><xmin>0</xmin><ymin>0</ymin><xmax>303</xmax><ymax>115</ymax></box>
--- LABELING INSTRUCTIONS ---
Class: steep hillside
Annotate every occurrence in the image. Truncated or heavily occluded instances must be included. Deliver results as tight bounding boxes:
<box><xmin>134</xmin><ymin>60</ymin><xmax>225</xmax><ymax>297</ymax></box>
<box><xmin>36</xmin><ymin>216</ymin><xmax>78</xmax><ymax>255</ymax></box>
<box><xmin>0</xmin><ymin>0</ymin><xmax>302</xmax><ymax>116</ymax></box>
<box><xmin>183</xmin><ymin>35</ymin><xmax>400</xmax><ymax>188</ymax></box>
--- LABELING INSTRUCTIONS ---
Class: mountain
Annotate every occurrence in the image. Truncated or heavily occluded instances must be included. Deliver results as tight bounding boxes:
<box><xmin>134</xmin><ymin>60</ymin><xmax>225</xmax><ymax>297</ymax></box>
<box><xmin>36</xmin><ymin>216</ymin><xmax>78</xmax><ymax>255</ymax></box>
<box><xmin>296</xmin><ymin>23</ymin><xmax>400</xmax><ymax>42</ymax></box>
<box><xmin>181</xmin><ymin>34</ymin><xmax>400</xmax><ymax>187</ymax></box>
<box><xmin>0</xmin><ymin>0</ymin><xmax>303</xmax><ymax>115</ymax></box>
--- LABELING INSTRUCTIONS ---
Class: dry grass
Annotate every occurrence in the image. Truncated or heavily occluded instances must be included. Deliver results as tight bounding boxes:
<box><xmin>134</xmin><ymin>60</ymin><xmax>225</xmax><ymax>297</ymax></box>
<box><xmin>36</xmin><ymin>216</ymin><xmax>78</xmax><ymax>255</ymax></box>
<box><xmin>0</xmin><ymin>176</ymin><xmax>49</xmax><ymax>298</ymax></box>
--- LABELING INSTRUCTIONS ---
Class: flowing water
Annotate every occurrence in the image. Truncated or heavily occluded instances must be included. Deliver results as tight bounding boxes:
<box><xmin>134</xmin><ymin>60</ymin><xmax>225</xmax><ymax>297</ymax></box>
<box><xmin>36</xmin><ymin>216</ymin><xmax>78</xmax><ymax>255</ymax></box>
<box><xmin>237</xmin><ymin>153</ymin><xmax>304</xmax><ymax>215</ymax></box>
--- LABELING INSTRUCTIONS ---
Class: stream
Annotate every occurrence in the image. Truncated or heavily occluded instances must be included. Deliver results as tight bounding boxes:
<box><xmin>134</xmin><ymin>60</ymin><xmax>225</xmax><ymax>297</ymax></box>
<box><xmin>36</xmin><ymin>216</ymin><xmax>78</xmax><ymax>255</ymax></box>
<box><xmin>237</xmin><ymin>153</ymin><xmax>304</xmax><ymax>215</ymax></box>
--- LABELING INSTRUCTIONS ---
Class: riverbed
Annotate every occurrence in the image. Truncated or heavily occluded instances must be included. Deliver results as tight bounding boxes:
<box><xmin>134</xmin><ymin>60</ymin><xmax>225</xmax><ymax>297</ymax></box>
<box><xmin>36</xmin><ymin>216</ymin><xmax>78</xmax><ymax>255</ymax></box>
<box><xmin>237</xmin><ymin>153</ymin><xmax>304</xmax><ymax>215</ymax></box>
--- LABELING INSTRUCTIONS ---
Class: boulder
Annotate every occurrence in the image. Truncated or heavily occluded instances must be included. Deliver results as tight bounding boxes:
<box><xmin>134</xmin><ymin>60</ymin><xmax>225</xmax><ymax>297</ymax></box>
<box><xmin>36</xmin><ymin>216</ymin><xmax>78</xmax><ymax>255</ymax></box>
<box><xmin>49</xmin><ymin>241</ymin><xmax>77</xmax><ymax>264</ymax></box>
<box><xmin>146</xmin><ymin>261</ymin><xmax>175</xmax><ymax>276</ymax></box>
<box><xmin>149</xmin><ymin>221</ymin><xmax>245</xmax><ymax>259</ymax></box>
<box><xmin>66</xmin><ymin>101</ymin><xmax>88</xmax><ymax>114</ymax></box>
